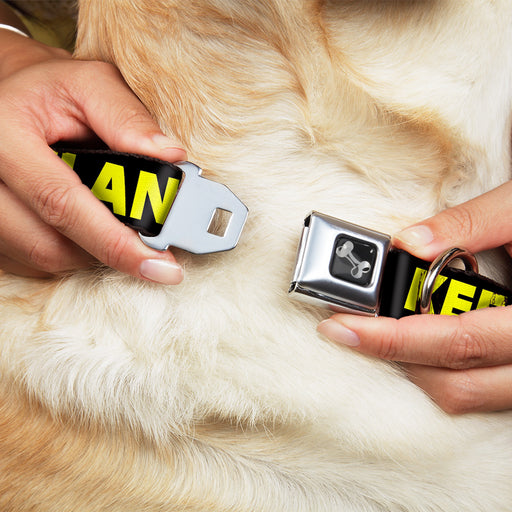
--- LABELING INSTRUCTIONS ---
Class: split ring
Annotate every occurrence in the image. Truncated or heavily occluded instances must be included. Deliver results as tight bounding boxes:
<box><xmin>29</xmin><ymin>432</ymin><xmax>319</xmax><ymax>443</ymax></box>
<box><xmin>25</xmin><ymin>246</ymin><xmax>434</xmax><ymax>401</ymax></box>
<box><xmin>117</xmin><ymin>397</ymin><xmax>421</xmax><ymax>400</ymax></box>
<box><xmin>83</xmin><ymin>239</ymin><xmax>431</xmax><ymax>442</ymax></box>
<box><xmin>419</xmin><ymin>247</ymin><xmax>478</xmax><ymax>314</ymax></box>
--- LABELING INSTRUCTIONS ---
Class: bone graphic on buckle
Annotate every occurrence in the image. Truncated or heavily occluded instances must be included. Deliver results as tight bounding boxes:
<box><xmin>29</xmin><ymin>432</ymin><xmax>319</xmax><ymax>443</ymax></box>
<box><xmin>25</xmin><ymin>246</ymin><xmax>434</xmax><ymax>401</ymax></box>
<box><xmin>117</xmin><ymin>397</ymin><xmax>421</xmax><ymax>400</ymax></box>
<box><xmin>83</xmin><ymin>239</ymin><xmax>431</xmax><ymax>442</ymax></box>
<box><xmin>288</xmin><ymin>212</ymin><xmax>391</xmax><ymax>316</ymax></box>
<box><xmin>336</xmin><ymin>240</ymin><xmax>372</xmax><ymax>279</ymax></box>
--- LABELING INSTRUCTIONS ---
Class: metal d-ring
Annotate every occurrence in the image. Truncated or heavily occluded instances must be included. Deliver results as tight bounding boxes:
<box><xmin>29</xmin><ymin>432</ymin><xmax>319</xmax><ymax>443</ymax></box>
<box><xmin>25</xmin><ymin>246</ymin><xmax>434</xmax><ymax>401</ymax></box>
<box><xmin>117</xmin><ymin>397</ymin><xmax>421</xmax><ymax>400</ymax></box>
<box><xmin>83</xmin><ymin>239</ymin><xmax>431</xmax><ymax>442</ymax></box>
<box><xmin>419</xmin><ymin>247</ymin><xmax>479</xmax><ymax>314</ymax></box>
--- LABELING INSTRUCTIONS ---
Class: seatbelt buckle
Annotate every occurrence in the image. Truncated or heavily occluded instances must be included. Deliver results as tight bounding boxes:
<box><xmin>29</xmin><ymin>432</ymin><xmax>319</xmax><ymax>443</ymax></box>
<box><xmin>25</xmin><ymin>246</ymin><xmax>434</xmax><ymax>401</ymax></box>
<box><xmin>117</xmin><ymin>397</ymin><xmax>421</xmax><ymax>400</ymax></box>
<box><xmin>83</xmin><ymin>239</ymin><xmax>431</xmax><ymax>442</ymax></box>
<box><xmin>289</xmin><ymin>211</ymin><xmax>391</xmax><ymax>316</ymax></box>
<box><xmin>140</xmin><ymin>161</ymin><xmax>248</xmax><ymax>254</ymax></box>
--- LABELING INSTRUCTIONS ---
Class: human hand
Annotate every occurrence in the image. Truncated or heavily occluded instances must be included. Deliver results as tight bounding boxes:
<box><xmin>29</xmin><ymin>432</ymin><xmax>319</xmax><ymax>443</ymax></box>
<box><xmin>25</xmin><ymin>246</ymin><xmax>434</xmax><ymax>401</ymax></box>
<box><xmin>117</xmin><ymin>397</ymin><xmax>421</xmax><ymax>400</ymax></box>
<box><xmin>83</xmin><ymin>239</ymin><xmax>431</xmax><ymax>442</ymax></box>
<box><xmin>0</xmin><ymin>30</ymin><xmax>186</xmax><ymax>282</ymax></box>
<box><xmin>318</xmin><ymin>180</ymin><xmax>512</xmax><ymax>414</ymax></box>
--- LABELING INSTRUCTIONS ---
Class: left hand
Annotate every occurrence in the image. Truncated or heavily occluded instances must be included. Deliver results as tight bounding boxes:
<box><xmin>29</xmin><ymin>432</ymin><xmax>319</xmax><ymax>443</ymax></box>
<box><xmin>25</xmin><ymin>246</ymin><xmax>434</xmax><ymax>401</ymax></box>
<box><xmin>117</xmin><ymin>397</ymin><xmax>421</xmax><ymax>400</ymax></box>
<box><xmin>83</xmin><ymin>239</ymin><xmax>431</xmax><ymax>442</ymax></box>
<box><xmin>0</xmin><ymin>30</ymin><xmax>186</xmax><ymax>282</ymax></box>
<box><xmin>318</xmin><ymin>181</ymin><xmax>512</xmax><ymax>414</ymax></box>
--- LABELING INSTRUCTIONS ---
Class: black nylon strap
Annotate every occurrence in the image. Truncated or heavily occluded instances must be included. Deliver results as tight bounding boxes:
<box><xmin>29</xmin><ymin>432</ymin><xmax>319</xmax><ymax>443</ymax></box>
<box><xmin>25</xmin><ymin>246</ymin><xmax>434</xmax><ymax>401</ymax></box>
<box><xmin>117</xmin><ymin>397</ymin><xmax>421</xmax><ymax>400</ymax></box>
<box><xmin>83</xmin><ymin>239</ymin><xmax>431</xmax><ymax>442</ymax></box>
<box><xmin>289</xmin><ymin>212</ymin><xmax>512</xmax><ymax>318</ymax></box>
<box><xmin>379</xmin><ymin>248</ymin><xmax>512</xmax><ymax>318</ymax></box>
<box><xmin>53</xmin><ymin>146</ymin><xmax>182</xmax><ymax>237</ymax></box>
<box><xmin>51</xmin><ymin>153</ymin><xmax>512</xmax><ymax>317</ymax></box>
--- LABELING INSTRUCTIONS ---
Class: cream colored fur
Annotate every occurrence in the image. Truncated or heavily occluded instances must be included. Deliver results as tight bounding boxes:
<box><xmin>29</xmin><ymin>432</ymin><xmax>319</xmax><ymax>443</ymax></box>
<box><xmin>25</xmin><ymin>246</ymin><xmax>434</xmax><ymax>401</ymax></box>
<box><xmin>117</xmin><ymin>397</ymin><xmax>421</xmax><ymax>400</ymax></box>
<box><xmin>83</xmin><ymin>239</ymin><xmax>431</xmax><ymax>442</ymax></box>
<box><xmin>1</xmin><ymin>1</ymin><xmax>512</xmax><ymax>510</ymax></box>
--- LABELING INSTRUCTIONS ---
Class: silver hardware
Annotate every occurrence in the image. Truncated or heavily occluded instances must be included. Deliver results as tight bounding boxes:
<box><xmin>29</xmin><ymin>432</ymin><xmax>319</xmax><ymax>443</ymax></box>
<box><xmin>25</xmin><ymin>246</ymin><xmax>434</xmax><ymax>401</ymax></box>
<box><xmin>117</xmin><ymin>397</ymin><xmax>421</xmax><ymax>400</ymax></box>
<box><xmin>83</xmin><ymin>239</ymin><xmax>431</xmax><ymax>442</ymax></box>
<box><xmin>140</xmin><ymin>161</ymin><xmax>248</xmax><ymax>254</ymax></box>
<box><xmin>419</xmin><ymin>247</ymin><xmax>478</xmax><ymax>314</ymax></box>
<box><xmin>289</xmin><ymin>212</ymin><xmax>391</xmax><ymax>316</ymax></box>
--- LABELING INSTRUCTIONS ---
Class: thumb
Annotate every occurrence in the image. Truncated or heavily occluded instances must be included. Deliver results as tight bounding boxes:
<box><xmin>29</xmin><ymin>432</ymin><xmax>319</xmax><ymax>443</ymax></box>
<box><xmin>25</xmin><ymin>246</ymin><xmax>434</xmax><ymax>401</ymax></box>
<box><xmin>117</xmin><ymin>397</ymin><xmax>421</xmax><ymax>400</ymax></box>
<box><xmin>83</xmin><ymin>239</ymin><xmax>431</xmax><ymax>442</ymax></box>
<box><xmin>70</xmin><ymin>61</ymin><xmax>187</xmax><ymax>163</ymax></box>
<box><xmin>392</xmin><ymin>181</ymin><xmax>512</xmax><ymax>260</ymax></box>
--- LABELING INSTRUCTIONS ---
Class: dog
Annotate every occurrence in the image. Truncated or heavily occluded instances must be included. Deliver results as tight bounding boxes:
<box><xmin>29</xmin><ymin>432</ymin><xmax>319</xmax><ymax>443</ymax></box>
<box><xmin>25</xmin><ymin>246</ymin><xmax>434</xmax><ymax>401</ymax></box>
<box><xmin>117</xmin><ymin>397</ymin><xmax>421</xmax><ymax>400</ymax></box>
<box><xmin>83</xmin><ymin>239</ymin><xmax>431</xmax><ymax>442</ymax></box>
<box><xmin>1</xmin><ymin>0</ymin><xmax>512</xmax><ymax>510</ymax></box>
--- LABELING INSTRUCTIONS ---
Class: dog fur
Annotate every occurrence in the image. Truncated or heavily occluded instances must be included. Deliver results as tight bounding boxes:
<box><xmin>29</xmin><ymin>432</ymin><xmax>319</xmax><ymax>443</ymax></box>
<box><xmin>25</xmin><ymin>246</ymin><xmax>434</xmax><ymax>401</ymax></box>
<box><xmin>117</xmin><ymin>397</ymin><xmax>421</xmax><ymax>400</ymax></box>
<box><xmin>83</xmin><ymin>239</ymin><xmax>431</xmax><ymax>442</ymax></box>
<box><xmin>1</xmin><ymin>0</ymin><xmax>512</xmax><ymax>510</ymax></box>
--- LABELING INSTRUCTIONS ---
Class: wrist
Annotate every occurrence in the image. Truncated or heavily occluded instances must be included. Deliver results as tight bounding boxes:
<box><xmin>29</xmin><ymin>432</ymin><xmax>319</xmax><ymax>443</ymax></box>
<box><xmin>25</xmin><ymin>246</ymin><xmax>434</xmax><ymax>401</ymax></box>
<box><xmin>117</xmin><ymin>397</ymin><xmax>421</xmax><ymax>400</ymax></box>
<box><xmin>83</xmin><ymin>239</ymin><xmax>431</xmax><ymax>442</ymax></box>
<box><xmin>0</xmin><ymin>1</ymin><xmax>29</xmax><ymax>34</ymax></box>
<box><xmin>0</xmin><ymin>23</ymin><xmax>29</xmax><ymax>38</ymax></box>
<box><xmin>0</xmin><ymin>30</ymin><xmax>71</xmax><ymax>80</ymax></box>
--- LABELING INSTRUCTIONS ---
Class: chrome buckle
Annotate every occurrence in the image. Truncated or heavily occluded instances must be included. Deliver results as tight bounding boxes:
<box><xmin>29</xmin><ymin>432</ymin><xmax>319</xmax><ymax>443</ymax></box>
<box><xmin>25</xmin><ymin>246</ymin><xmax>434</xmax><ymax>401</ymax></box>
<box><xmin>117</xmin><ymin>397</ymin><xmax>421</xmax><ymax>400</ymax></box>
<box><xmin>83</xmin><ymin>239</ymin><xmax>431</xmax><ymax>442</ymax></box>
<box><xmin>289</xmin><ymin>212</ymin><xmax>391</xmax><ymax>316</ymax></box>
<box><xmin>140</xmin><ymin>162</ymin><xmax>248</xmax><ymax>254</ymax></box>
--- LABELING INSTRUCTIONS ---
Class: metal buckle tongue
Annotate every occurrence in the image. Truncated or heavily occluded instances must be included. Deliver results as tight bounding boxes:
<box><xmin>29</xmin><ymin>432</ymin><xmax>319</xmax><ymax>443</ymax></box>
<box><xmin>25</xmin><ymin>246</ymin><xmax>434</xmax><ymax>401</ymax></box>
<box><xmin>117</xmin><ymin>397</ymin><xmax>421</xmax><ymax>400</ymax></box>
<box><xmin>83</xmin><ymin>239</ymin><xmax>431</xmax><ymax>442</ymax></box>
<box><xmin>140</xmin><ymin>162</ymin><xmax>248</xmax><ymax>254</ymax></box>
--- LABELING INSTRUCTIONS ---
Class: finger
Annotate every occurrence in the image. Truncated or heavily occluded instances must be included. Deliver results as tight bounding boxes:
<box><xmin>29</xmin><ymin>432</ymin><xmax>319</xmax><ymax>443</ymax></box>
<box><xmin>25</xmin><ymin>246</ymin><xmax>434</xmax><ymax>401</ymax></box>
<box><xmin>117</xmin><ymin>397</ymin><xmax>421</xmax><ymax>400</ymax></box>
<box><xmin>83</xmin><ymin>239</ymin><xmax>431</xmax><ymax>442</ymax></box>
<box><xmin>392</xmin><ymin>180</ymin><xmax>512</xmax><ymax>260</ymax></box>
<box><xmin>3</xmin><ymin>59</ymin><xmax>186</xmax><ymax>163</ymax></box>
<box><xmin>317</xmin><ymin>306</ymin><xmax>512</xmax><ymax>369</ymax></box>
<box><xmin>404</xmin><ymin>363</ymin><xmax>512</xmax><ymax>414</ymax></box>
<box><xmin>0</xmin><ymin>254</ymin><xmax>53</xmax><ymax>278</ymax></box>
<box><xmin>0</xmin><ymin>30</ymin><xmax>72</xmax><ymax>79</ymax></box>
<box><xmin>0</xmin><ymin>182</ymin><xmax>93</xmax><ymax>272</ymax></box>
<box><xmin>0</xmin><ymin>141</ymin><xmax>184</xmax><ymax>284</ymax></box>
<box><xmin>0</xmin><ymin>60</ymin><xmax>186</xmax><ymax>284</ymax></box>
<box><xmin>58</xmin><ymin>60</ymin><xmax>187</xmax><ymax>162</ymax></box>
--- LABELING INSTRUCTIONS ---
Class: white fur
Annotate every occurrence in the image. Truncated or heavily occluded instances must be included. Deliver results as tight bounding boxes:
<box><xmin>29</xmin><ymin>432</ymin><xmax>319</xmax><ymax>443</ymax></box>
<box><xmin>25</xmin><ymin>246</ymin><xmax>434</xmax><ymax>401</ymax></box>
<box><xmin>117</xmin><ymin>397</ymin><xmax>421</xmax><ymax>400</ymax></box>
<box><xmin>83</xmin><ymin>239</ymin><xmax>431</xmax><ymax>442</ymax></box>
<box><xmin>1</xmin><ymin>0</ymin><xmax>512</xmax><ymax>510</ymax></box>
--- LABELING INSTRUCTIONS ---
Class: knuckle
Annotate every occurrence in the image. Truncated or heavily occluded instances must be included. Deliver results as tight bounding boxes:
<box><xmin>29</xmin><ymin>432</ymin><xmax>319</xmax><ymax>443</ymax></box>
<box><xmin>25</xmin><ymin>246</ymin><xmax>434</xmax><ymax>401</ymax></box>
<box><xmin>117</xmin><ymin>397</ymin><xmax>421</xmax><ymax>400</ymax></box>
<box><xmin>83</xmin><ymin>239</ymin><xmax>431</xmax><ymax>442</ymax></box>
<box><xmin>441</xmin><ymin>204</ymin><xmax>477</xmax><ymax>241</ymax></box>
<box><xmin>34</xmin><ymin>182</ymin><xmax>81</xmax><ymax>231</ymax></box>
<box><xmin>374</xmin><ymin>323</ymin><xmax>403</xmax><ymax>360</ymax></box>
<box><xmin>66</xmin><ymin>61</ymin><xmax>124</xmax><ymax>107</ymax></box>
<box><xmin>77</xmin><ymin>60</ymin><xmax>119</xmax><ymax>81</ymax></box>
<box><xmin>436</xmin><ymin>371</ymin><xmax>483</xmax><ymax>414</ymax></box>
<box><xmin>375</xmin><ymin>337</ymin><xmax>398</xmax><ymax>360</ymax></box>
<box><xmin>442</xmin><ymin>318</ymin><xmax>487</xmax><ymax>369</ymax></box>
<box><xmin>101</xmin><ymin>231</ymin><xmax>131</xmax><ymax>271</ymax></box>
<box><xmin>50</xmin><ymin>47</ymin><xmax>72</xmax><ymax>61</ymax></box>
<box><xmin>115</xmin><ymin>103</ymin><xmax>153</xmax><ymax>131</ymax></box>
<box><xmin>28</xmin><ymin>238</ymin><xmax>65</xmax><ymax>274</ymax></box>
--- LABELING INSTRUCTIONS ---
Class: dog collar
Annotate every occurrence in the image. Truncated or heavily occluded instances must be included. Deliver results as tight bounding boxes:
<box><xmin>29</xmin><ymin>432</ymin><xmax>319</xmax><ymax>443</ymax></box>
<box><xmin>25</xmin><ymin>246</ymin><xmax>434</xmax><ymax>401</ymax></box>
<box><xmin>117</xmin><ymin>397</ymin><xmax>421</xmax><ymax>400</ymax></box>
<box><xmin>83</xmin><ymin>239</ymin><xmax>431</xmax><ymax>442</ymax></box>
<box><xmin>54</xmin><ymin>146</ymin><xmax>248</xmax><ymax>254</ymax></box>
<box><xmin>289</xmin><ymin>211</ymin><xmax>512</xmax><ymax>318</ymax></box>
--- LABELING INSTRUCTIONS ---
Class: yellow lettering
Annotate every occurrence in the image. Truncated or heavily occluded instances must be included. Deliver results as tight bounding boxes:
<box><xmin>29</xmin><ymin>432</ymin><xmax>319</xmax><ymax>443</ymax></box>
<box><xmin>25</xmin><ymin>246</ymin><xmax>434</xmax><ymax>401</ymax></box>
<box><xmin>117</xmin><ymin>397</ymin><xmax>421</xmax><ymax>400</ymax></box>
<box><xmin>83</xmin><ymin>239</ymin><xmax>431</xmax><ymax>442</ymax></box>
<box><xmin>61</xmin><ymin>152</ymin><xmax>77</xmax><ymax>169</ymax></box>
<box><xmin>91</xmin><ymin>162</ymin><xmax>126</xmax><ymax>216</ymax></box>
<box><xmin>440</xmin><ymin>280</ymin><xmax>476</xmax><ymax>315</ymax></box>
<box><xmin>130</xmin><ymin>171</ymin><xmax>179</xmax><ymax>224</ymax></box>
<box><xmin>404</xmin><ymin>268</ymin><xmax>425</xmax><ymax>311</ymax></box>
<box><xmin>404</xmin><ymin>268</ymin><xmax>447</xmax><ymax>313</ymax></box>
<box><xmin>477</xmin><ymin>289</ymin><xmax>506</xmax><ymax>309</ymax></box>
<box><xmin>55</xmin><ymin>151</ymin><xmax>77</xmax><ymax>169</ymax></box>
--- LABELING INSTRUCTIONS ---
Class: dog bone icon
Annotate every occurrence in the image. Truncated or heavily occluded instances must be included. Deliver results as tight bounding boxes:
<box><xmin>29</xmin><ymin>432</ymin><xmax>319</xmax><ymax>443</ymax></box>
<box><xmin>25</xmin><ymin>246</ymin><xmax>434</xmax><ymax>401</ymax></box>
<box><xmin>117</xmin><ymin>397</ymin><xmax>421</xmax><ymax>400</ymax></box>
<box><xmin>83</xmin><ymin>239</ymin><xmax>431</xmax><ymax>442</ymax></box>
<box><xmin>336</xmin><ymin>240</ymin><xmax>372</xmax><ymax>279</ymax></box>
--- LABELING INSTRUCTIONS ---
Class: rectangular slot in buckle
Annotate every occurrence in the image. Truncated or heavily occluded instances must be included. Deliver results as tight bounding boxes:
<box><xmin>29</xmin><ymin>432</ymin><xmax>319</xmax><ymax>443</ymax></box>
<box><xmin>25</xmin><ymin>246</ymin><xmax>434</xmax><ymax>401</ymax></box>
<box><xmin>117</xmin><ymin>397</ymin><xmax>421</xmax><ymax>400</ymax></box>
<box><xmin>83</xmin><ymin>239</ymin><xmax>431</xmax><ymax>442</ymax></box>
<box><xmin>140</xmin><ymin>162</ymin><xmax>248</xmax><ymax>254</ymax></box>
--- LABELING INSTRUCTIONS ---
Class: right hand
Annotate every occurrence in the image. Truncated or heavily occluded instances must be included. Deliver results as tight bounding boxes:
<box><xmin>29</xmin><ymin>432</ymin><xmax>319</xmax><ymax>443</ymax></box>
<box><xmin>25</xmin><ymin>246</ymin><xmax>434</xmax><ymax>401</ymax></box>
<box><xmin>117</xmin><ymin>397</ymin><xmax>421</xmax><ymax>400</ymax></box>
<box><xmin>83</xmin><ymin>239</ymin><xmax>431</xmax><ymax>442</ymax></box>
<box><xmin>318</xmin><ymin>180</ymin><xmax>512</xmax><ymax>414</ymax></box>
<box><xmin>0</xmin><ymin>30</ymin><xmax>186</xmax><ymax>283</ymax></box>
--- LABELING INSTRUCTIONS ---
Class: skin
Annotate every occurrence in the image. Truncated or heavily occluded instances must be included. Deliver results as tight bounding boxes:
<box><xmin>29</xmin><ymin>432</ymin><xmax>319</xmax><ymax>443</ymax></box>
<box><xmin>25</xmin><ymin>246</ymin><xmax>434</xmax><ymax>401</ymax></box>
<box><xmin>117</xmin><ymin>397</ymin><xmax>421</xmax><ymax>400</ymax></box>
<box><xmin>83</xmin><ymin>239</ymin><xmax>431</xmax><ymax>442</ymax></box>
<box><xmin>3</xmin><ymin>4</ymin><xmax>511</xmax><ymax>414</ymax></box>
<box><xmin>0</xmin><ymin>13</ymin><xmax>186</xmax><ymax>283</ymax></box>
<box><xmin>318</xmin><ymin>180</ymin><xmax>512</xmax><ymax>414</ymax></box>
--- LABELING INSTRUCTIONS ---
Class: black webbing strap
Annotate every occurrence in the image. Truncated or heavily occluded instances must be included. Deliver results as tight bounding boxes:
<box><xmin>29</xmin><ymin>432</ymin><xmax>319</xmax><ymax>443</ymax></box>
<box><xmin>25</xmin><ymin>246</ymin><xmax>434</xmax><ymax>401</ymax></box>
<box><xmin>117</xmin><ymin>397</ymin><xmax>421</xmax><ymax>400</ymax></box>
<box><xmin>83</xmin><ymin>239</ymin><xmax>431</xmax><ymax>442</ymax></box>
<box><xmin>379</xmin><ymin>248</ymin><xmax>512</xmax><ymax>318</ymax></box>
<box><xmin>53</xmin><ymin>146</ymin><xmax>182</xmax><ymax>237</ymax></box>
<box><xmin>288</xmin><ymin>212</ymin><xmax>512</xmax><ymax>318</ymax></box>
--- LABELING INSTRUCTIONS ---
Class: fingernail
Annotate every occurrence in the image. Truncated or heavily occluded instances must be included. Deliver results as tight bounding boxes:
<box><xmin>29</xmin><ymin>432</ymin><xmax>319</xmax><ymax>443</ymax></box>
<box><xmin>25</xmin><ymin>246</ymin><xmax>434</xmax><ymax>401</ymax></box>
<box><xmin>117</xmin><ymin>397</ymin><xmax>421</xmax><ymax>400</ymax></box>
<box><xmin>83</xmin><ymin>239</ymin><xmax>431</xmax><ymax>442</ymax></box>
<box><xmin>394</xmin><ymin>225</ymin><xmax>434</xmax><ymax>249</ymax></box>
<box><xmin>151</xmin><ymin>134</ymin><xmax>187</xmax><ymax>159</ymax></box>
<box><xmin>317</xmin><ymin>319</ymin><xmax>360</xmax><ymax>347</ymax></box>
<box><xmin>139</xmin><ymin>259</ymin><xmax>184</xmax><ymax>285</ymax></box>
